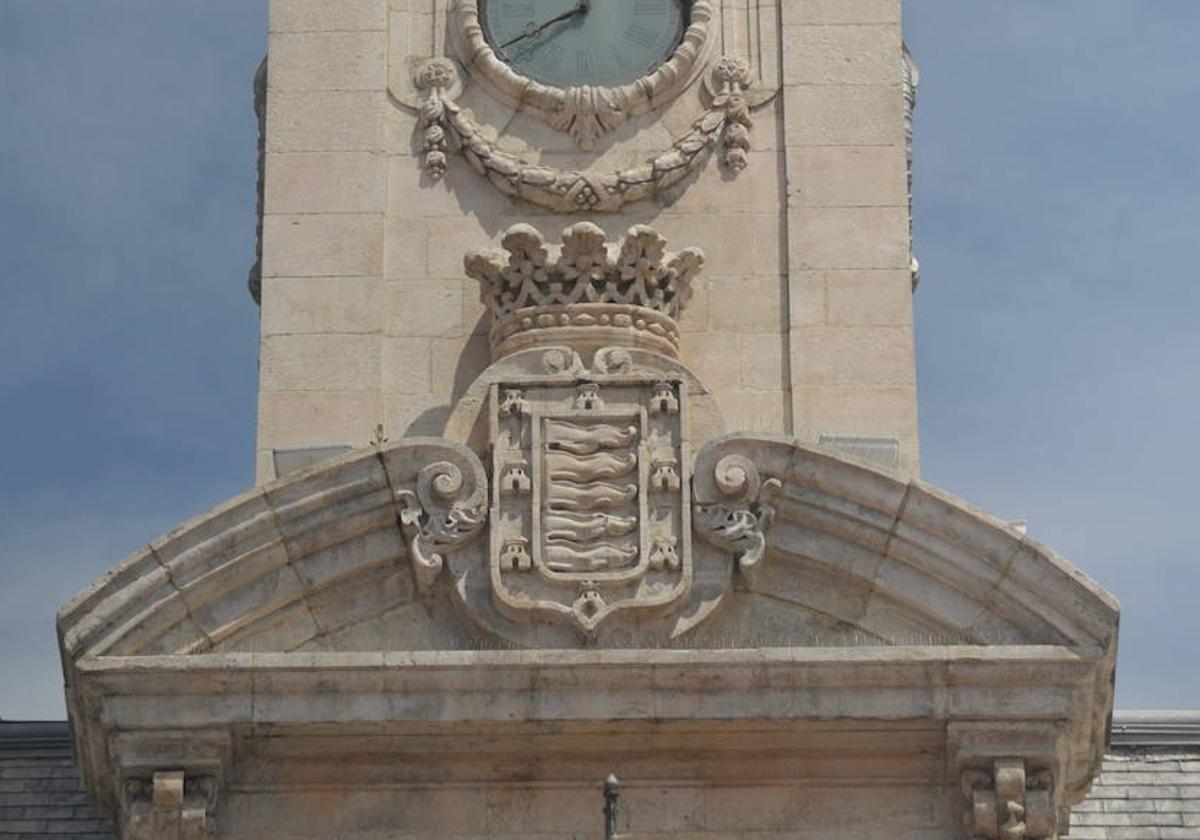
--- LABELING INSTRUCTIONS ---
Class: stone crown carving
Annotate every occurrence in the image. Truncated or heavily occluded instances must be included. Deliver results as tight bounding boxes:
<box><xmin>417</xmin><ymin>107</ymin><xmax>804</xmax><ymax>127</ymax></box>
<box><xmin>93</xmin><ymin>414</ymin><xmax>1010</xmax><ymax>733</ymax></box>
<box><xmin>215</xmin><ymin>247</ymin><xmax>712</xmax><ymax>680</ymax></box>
<box><xmin>465</xmin><ymin>222</ymin><xmax>704</xmax><ymax>361</ymax></box>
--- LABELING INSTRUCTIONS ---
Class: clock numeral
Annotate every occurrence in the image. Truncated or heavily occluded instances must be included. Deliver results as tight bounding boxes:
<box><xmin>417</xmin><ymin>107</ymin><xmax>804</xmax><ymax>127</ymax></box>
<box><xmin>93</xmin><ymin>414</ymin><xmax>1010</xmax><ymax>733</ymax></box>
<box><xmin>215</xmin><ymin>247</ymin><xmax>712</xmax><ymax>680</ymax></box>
<box><xmin>610</xmin><ymin>45</ymin><xmax>632</xmax><ymax>70</ymax></box>
<box><xmin>576</xmin><ymin>49</ymin><xmax>594</xmax><ymax>76</ymax></box>
<box><xmin>501</xmin><ymin>1</ymin><xmax>534</xmax><ymax>17</ymax></box>
<box><xmin>625</xmin><ymin>20</ymin><xmax>662</xmax><ymax>50</ymax></box>
<box><xmin>537</xmin><ymin>42</ymin><xmax>565</xmax><ymax>70</ymax></box>
<box><xmin>633</xmin><ymin>0</ymin><xmax>667</xmax><ymax>15</ymax></box>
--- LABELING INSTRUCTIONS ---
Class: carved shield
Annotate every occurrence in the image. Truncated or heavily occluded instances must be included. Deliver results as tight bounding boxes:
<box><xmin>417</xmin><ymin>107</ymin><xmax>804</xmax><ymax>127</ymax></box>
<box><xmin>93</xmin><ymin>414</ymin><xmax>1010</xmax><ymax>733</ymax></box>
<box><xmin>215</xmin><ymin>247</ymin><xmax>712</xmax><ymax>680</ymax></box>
<box><xmin>489</xmin><ymin>376</ymin><xmax>691</xmax><ymax>634</ymax></box>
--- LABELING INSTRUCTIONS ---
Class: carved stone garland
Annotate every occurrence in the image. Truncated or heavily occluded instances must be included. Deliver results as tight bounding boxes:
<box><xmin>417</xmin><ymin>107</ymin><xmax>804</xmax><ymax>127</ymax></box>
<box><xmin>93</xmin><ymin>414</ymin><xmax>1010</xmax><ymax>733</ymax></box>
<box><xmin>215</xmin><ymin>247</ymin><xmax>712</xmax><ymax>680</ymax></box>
<box><xmin>414</xmin><ymin>56</ymin><xmax>761</xmax><ymax>213</ymax></box>
<box><xmin>450</xmin><ymin>0</ymin><xmax>715</xmax><ymax>150</ymax></box>
<box><xmin>962</xmin><ymin>759</ymin><xmax>1058</xmax><ymax>840</ymax></box>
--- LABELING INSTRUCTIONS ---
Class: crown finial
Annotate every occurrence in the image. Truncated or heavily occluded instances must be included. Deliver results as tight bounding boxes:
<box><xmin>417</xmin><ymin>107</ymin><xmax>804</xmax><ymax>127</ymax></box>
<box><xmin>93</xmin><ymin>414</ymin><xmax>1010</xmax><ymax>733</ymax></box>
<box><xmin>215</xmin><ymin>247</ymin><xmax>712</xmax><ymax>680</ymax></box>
<box><xmin>465</xmin><ymin>223</ymin><xmax>704</xmax><ymax>361</ymax></box>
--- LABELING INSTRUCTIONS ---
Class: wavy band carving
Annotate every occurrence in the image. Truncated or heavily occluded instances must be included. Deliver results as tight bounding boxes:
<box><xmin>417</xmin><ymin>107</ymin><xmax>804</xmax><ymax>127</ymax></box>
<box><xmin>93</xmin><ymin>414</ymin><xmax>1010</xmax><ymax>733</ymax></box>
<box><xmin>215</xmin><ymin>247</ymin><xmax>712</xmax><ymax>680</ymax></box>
<box><xmin>413</xmin><ymin>57</ymin><xmax>759</xmax><ymax>213</ymax></box>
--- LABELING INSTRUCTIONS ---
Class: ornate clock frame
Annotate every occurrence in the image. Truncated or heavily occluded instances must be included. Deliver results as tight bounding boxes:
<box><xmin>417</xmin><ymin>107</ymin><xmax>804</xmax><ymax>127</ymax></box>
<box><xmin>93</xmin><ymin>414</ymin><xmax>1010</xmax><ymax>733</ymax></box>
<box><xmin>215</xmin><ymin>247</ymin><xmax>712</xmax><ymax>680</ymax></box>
<box><xmin>449</xmin><ymin>0</ymin><xmax>716</xmax><ymax>149</ymax></box>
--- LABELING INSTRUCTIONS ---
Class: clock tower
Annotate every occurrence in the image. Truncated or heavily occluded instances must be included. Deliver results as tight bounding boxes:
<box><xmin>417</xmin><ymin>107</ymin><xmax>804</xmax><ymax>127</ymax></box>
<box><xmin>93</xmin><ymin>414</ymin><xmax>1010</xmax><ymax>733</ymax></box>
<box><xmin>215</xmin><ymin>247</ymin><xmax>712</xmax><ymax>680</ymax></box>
<box><xmin>62</xmin><ymin>3</ymin><xmax>1119</xmax><ymax>838</ymax></box>
<box><xmin>254</xmin><ymin>0</ymin><xmax>919</xmax><ymax>481</ymax></box>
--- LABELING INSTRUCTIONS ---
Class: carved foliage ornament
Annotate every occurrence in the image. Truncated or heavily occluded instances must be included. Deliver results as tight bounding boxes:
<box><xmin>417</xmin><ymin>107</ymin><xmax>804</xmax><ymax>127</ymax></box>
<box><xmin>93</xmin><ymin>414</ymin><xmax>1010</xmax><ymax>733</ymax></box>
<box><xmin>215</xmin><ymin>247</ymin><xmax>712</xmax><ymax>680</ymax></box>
<box><xmin>122</xmin><ymin>771</ymin><xmax>216</xmax><ymax>840</ymax></box>
<box><xmin>413</xmin><ymin>56</ymin><xmax>763</xmax><ymax>213</ymax></box>
<box><xmin>465</xmin><ymin>222</ymin><xmax>704</xmax><ymax>360</ymax></box>
<box><xmin>962</xmin><ymin>759</ymin><xmax>1058</xmax><ymax>840</ymax></box>
<box><xmin>451</xmin><ymin>0</ymin><xmax>714</xmax><ymax>149</ymax></box>
<box><xmin>395</xmin><ymin>459</ymin><xmax>488</xmax><ymax>593</ymax></box>
<box><xmin>692</xmin><ymin>453</ymin><xmax>781</xmax><ymax>583</ymax></box>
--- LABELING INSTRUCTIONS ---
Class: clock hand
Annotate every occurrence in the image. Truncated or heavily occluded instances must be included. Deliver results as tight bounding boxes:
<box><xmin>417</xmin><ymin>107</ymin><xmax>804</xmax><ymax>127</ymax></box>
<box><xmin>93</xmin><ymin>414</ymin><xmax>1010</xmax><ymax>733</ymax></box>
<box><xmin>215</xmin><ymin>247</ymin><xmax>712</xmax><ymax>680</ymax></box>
<box><xmin>499</xmin><ymin>1</ymin><xmax>589</xmax><ymax>49</ymax></box>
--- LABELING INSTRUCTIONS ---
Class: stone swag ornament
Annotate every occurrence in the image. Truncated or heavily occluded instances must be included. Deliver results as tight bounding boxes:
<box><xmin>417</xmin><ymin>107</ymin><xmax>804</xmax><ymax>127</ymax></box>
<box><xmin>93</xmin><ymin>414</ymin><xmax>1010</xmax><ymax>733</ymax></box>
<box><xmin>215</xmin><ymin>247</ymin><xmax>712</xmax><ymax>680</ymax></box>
<box><xmin>412</xmin><ymin>55</ymin><xmax>768</xmax><ymax>213</ymax></box>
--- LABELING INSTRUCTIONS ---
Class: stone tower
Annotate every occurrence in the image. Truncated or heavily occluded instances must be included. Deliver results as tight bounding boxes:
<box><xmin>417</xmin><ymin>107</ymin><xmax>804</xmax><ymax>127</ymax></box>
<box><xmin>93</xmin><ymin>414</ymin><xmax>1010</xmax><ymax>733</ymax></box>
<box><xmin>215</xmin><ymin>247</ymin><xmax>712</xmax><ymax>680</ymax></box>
<box><xmin>60</xmin><ymin>2</ymin><xmax>1118</xmax><ymax>838</ymax></box>
<box><xmin>254</xmin><ymin>0</ymin><xmax>919</xmax><ymax>482</ymax></box>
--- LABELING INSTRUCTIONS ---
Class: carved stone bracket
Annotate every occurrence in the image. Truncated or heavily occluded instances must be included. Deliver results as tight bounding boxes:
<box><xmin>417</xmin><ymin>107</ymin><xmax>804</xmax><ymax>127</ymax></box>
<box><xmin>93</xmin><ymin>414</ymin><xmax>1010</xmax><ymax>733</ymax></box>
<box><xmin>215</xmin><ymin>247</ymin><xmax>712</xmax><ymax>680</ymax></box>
<box><xmin>692</xmin><ymin>453</ymin><xmax>782</xmax><ymax>582</ymax></box>
<box><xmin>122</xmin><ymin>770</ymin><xmax>216</xmax><ymax>840</ymax></box>
<box><xmin>395</xmin><ymin>460</ymin><xmax>488</xmax><ymax>593</ymax></box>
<box><xmin>412</xmin><ymin>57</ymin><xmax>767</xmax><ymax>213</ymax></box>
<box><xmin>962</xmin><ymin>759</ymin><xmax>1058</xmax><ymax>840</ymax></box>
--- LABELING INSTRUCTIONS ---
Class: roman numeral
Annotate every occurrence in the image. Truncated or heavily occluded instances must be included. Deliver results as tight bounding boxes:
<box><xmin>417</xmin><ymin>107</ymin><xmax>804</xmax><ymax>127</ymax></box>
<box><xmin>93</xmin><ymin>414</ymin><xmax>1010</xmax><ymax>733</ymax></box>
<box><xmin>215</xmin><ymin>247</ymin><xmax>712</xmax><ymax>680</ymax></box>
<box><xmin>576</xmin><ymin>49</ymin><xmax>594</xmax><ymax>75</ymax></box>
<box><xmin>625</xmin><ymin>20</ymin><xmax>661</xmax><ymax>49</ymax></box>
<box><xmin>633</xmin><ymin>0</ymin><xmax>667</xmax><ymax>14</ymax></box>
<box><xmin>538</xmin><ymin>42</ymin><xmax>565</xmax><ymax>70</ymax></box>
<box><xmin>501</xmin><ymin>1</ymin><xmax>534</xmax><ymax>17</ymax></box>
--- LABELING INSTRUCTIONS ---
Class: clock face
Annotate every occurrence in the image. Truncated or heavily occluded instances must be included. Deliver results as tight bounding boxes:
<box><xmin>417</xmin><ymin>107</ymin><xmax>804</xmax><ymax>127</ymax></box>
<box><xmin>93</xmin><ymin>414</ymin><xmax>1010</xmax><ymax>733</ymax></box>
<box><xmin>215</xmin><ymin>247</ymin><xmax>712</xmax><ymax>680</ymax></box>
<box><xmin>480</xmin><ymin>0</ymin><xmax>688</xmax><ymax>88</ymax></box>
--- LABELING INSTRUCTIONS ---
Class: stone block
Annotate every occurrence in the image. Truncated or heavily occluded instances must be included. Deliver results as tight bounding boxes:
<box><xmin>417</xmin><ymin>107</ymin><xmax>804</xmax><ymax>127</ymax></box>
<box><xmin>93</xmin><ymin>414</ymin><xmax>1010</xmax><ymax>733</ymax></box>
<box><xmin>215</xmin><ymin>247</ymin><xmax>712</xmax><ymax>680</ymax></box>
<box><xmin>267</xmin><ymin>31</ymin><xmax>387</xmax><ymax>91</ymax></box>
<box><xmin>265</xmin><ymin>152</ymin><xmax>386</xmax><ymax>214</ymax></box>
<box><xmin>789</xmin><ymin>145</ymin><xmax>908</xmax><ymax>208</ymax></box>
<box><xmin>261</xmin><ymin>213</ymin><xmax>383</xmax><ymax>277</ymax></box>
<box><xmin>260</xmin><ymin>333</ymin><xmax>381</xmax><ymax>392</ymax></box>
<box><xmin>740</xmin><ymin>332</ymin><xmax>787</xmax><ymax>390</ymax></box>
<box><xmin>709</xmin><ymin>275</ymin><xmax>787</xmax><ymax>331</ymax></box>
<box><xmin>269</xmin><ymin>0</ymin><xmax>387</xmax><ymax>32</ymax></box>
<box><xmin>782</xmin><ymin>24</ymin><xmax>901</xmax><ymax>86</ymax></box>
<box><xmin>791</xmin><ymin>325</ymin><xmax>914</xmax><ymax>387</ymax></box>
<box><xmin>257</xmin><ymin>389</ymin><xmax>381</xmax><ymax>449</ymax></box>
<box><xmin>261</xmin><ymin>276</ymin><xmax>383</xmax><ymax>335</ymax></box>
<box><xmin>386</xmin><ymin>279</ymin><xmax>466</xmax><ymax>338</ymax></box>
<box><xmin>788</xmin><ymin>206</ymin><xmax>910</xmax><ymax>269</ymax></box>
<box><xmin>381</xmin><ymin>335</ymin><xmax>432</xmax><ymax>395</ymax></box>
<box><xmin>432</xmin><ymin>335</ymin><xmax>491</xmax><ymax>402</ymax></box>
<box><xmin>783</xmin><ymin>83</ymin><xmax>904</xmax><ymax>147</ymax></box>
<box><xmin>825</xmin><ymin>269</ymin><xmax>913</xmax><ymax>325</ymax></box>
<box><xmin>385</xmin><ymin>218</ymin><xmax>429</xmax><ymax>280</ymax></box>
<box><xmin>784</xmin><ymin>0</ymin><xmax>899</xmax><ymax>24</ymax></box>
<box><xmin>266</xmin><ymin>90</ymin><xmax>385</xmax><ymax>152</ymax></box>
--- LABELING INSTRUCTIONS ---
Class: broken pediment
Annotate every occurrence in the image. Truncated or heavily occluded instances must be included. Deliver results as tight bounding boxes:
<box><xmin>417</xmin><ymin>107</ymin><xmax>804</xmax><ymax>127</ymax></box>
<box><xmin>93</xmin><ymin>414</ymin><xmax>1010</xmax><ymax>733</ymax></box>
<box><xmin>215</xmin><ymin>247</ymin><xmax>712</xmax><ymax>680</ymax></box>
<box><xmin>58</xmin><ymin>423</ymin><xmax>1116</xmax><ymax>660</ymax></box>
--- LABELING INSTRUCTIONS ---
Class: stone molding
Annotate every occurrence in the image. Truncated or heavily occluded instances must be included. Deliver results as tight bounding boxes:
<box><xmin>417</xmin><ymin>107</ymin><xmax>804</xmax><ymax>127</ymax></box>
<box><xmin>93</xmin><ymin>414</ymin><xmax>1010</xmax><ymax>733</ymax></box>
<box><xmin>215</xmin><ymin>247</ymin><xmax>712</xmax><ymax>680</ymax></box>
<box><xmin>448</xmin><ymin>0</ymin><xmax>716</xmax><ymax>149</ymax></box>
<box><xmin>412</xmin><ymin>55</ymin><xmax>766</xmax><ymax>212</ymax></box>
<box><xmin>121</xmin><ymin>770</ymin><xmax>217</xmax><ymax>840</ymax></box>
<box><xmin>464</xmin><ymin>222</ymin><xmax>704</xmax><ymax>360</ymax></box>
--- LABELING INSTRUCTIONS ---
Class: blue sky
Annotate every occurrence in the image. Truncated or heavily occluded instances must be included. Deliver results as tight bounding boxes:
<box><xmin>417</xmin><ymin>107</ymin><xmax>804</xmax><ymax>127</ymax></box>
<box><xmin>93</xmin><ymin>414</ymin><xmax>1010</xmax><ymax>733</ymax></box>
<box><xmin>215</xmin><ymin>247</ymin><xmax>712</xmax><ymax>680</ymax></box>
<box><xmin>1</xmin><ymin>1</ymin><xmax>1196</xmax><ymax>718</ymax></box>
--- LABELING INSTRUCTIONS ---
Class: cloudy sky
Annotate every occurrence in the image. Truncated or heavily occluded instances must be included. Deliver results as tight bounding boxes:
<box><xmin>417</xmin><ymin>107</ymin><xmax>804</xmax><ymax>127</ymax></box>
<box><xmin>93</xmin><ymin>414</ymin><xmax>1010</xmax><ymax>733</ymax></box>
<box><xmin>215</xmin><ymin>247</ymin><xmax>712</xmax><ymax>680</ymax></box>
<box><xmin>1</xmin><ymin>1</ymin><xmax>1196</xmax><ymax>719</ymax></box>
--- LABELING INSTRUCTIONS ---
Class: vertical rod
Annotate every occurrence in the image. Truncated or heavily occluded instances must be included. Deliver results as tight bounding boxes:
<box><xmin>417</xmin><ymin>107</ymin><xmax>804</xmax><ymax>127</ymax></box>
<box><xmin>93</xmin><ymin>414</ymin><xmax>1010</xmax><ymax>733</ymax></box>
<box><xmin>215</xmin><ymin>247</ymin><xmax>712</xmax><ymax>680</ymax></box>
<box><xmin>604</xmin><ymin>773</ymin><xmax>620</xmax><ymax>840</ymax></box>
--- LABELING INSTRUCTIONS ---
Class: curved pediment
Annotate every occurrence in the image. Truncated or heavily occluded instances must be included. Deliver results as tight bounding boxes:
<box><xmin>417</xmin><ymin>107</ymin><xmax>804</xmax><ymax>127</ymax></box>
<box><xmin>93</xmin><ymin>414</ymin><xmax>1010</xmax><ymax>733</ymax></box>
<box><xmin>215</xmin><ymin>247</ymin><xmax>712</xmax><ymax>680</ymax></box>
<box><xmin>692</xmin><ymin>434</ymin><xmax>1119</xmax><ymax>655</ymax></box>
<box><xmin>59</xmin><ymin>433</ymin><xmax>1117</xmax><ymax>661</ymax></box>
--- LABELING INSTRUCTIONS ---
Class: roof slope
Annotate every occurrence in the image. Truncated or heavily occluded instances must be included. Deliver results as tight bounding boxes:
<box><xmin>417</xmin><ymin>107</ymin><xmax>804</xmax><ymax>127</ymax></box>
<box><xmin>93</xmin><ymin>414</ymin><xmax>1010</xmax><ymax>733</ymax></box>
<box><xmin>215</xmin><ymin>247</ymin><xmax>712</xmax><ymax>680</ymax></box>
<box><xmin>0</xmin><ymin>723</ymin><xmax>112</xmax><ymax>839</ymax></box>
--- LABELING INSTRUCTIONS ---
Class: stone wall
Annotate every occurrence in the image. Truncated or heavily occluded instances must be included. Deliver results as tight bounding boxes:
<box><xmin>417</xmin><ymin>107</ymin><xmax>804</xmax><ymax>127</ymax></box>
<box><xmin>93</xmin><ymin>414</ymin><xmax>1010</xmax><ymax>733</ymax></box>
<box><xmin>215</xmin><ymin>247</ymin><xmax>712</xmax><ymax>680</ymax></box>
<box><xmin>255</xmin><ymin>0</ymin><xmax>918</xmax><ymax>481</ymax></box>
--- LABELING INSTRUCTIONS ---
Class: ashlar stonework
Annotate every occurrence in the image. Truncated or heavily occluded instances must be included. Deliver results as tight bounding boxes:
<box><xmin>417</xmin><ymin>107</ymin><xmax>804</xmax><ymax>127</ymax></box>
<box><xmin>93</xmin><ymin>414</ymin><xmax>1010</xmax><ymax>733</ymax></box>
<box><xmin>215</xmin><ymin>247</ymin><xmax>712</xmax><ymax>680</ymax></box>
<box><xmin>60</xmin><ymin>0</ymin><xmax>1119</xmax><ymax>837</ymax></box>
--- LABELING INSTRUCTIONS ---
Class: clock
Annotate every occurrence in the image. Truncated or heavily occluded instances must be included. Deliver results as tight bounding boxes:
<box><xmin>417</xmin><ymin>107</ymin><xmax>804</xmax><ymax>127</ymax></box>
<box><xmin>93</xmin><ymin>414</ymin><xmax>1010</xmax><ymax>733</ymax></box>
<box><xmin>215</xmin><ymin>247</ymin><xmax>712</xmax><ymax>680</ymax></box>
<box><xmin>479</xmin><ymin>0</ymin><xmax>689</xmax><ymax>88</ymax></box>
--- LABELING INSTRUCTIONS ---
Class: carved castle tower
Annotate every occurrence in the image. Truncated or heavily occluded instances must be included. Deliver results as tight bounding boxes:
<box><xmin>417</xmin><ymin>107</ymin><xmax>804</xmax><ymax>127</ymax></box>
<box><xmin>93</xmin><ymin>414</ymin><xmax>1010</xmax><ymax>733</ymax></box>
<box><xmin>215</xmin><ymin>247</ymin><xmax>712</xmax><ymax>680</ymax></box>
<box><xmin>59</xmin><ymin>2</ymin><xmax>1118</xmax><ymax>838</ymax></box>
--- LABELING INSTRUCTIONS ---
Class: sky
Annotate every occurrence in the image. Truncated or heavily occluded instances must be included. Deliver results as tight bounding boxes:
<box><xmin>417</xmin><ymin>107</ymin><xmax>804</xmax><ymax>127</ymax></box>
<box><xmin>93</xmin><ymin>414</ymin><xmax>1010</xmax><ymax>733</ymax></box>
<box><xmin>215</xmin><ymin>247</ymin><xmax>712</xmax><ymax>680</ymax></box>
<box><xmin>0</xmin><ymin>1</ymin><xmax>1196</xmax><ymax>719</ymax></box>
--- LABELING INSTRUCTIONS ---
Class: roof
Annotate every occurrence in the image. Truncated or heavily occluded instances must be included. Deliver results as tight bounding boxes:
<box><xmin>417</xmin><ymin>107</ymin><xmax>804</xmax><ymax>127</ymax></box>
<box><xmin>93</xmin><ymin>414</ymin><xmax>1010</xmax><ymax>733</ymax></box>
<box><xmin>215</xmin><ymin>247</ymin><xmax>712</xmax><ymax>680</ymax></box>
<box><xmin>2</xmin><ymin>713</ymin><xmax>1197</xmax><ymax>839</ymax></box>
<box><xmin>0</xmin><ymin>722</ymin><xmax>113</xmax><ymax>839</ymax></box>
<box><xmin>1065</xmin><ymin>711</ymin><xmax>1200</xmax><ymax>840</ymax></box>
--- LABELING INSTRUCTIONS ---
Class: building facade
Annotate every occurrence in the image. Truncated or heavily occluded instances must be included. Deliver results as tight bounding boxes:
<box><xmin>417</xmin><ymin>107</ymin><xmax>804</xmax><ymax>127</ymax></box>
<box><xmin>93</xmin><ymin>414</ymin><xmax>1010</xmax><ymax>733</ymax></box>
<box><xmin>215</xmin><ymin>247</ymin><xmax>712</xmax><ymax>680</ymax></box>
<box><xmin>54</xmin><ymin>1</ymin><xmax>1125</xmax><ymax>837</ymax></box>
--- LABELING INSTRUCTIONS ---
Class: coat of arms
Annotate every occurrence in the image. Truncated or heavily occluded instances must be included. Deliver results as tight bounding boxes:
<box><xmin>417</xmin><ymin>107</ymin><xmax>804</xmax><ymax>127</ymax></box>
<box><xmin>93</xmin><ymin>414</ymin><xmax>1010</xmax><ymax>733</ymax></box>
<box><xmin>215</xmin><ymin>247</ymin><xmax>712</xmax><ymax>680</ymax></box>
<box><xmin>489</xmin><ymin>375</ymin><xmax>691</xmax><ymax>635</ymax></box>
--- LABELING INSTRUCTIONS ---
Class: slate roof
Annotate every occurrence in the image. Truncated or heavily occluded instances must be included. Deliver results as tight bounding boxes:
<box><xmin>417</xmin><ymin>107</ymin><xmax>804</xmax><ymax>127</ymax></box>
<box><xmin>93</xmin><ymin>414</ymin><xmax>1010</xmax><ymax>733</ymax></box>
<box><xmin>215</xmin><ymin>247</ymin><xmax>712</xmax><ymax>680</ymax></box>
<box><xmin>0</xmin><ymin>722</ymin><xmax>112</xmax><ymax>839</ymax></box>
<box><xmin>1065</xmin><ymin>712</ymin><xmax>1200</xmax><ymax>840</ymax></box>
<box><xmin>2</xmin><ymin>713</ymin><xmax>1197</xmax><ymax>839</ymax></box>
